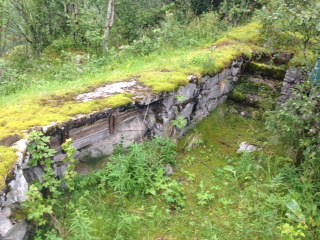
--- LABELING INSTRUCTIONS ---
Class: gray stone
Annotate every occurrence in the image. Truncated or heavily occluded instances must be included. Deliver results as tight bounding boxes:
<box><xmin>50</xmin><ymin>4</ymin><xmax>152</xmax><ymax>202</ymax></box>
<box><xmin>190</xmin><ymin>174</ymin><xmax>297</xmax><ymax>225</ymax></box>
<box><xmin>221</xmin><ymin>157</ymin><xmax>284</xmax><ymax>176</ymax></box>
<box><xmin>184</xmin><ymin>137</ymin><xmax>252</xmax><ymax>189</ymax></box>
<box><xmin>76</xmin><ymin>80</ymin><xmax>146</xmax><ymax>102</ymax></box>
<box><xmin>23</xmin><ymin>166</ymin><xmax>44</xmax><ymax>184</ymax></box>
<box><xmin>2</xmin><ymin>169</ymin><xmax>28</xmax><ymax>207</ymax></box>
<box><xmin>206</xmin><ymin>98</ymin><xmax>218</xmax><ymax>112</ymax></box>
<box><xmin>209</xmin><ymin>84</ymin><xmax>223</xmax><ymax>99</ymax></box>
<box><xmin>221</xmin><ymin>80</ymin><xmax>233</xmax><ymax>94</ymax></box>
<box><xmin>279</xmin><ymin>69</ymin><xmax>302</xmax><ymax>104</ymax></box>
<box><xmin>176</xmin><ymin>83</ymin><xmax>198</xmax><ymax>102</ymax></box>
<box><xmin>218</xmin><ymin>69</ymin><xmax>231</xmax><ymax>81</ymax></box>
<box><xmin>284</xmin><ymin>70</ymin><xmax>301</xmax><ymax>83</ymax></box>
<box><xmin>0</xmin><ymin>213</ymin><xmax>13</xmax><ymax>237</ymax></box>
<box><xmin>231</xmin><ymin>61</ymin><xmax>242</xmax><ymax>77</ymax></box>
<box><xmin>164</xmin><ymin>164</ymin><xmax>174</xmax><ymax>177</ymax></box>
<box><xmin>1</xmin><ymin>208</ymin><xmax>12</xmax><ymax>218</ymax></box>
<box><xmin>162</xmin><ymin>95</ymin><xmax>176</xmax><ymax>110</ymax></box>
<box><xmin>2</xmin><ymin>221</ymin><xmax>28</xmax><ymax>240</ymax></box>
<box><xmin>54</xmin><ymin>163</ymin><xmax>68</xmax><ymax>178</ymax></box>
<box><xmin>193</xmin><ymin>109</ymin><xmax>209</xmax><ymax>122</ymax></box>
<box><xmin>12</xmin><ymin>139</ymin><xmax>28</xmax><ymax>168</ymax></box>
<box><xmin>206</xmin><ymin>95</ymin><xmax>227</xmax><ymax>112</ymax></box>
<box><xmin>237</xmin><ymin>142</ymin><xmax>258</xmax><ymax>153</ymax></box>
<box><xmin>187</xmin><ymin>75</ymin><xmax>198</xmax><ymax>84</ymax></box>
<box><xmin>180</xmin><ymin>103</ymin><xmax>194</xmax><ymax>120</ymax></box>
<box><xmin>203</xmin><ymin>75</ymin><xmax>219</xmax><ymax>90</ymax></box>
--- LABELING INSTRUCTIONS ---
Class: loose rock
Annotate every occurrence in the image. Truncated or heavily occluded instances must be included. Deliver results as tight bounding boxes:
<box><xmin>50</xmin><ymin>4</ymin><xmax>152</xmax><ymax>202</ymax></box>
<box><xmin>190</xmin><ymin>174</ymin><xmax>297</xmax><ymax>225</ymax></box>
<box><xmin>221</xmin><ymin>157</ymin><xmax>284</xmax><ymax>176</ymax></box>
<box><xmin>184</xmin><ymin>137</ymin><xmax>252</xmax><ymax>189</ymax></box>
<box><xmin>237</xmin><ymin>142</ymin><xmax>258</xmax><ymax>153</ymax></box>
<box><xmin>0</xmin><ymin>213</ymin><xmax>13</xmax><ymax>237</ymax></box>
<box><xmin>164</xmin><ymin>164</ymin><xmax>174</xmax><ymax>177</ymax></box>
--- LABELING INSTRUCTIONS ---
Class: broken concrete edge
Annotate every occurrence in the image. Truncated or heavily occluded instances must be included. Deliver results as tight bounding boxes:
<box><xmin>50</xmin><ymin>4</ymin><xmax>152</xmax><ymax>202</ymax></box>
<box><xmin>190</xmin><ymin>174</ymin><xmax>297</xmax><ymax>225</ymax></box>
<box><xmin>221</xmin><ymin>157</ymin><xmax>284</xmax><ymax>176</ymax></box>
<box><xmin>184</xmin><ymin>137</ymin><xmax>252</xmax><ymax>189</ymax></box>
<box><xmin>0</xmin><ymin>59</ymin><xmax>244</xmax><ymax>238</ymax></box>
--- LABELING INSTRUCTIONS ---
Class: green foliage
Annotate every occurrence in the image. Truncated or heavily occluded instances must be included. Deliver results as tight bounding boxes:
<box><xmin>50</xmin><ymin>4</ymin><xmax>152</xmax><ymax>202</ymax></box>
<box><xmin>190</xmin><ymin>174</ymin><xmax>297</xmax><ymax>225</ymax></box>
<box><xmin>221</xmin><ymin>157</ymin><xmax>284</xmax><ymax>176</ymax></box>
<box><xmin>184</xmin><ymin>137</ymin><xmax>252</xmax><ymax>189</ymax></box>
<box><xmin>190</xmin><ymin>0</ymin><xmax>223</xmax><ymax>15</ymax></box>
<box><xmin>261</xmin><ymin>0</ymin><xmax>320</xmax><ymax>67</ymax></box>
<box><xmin>266</xmin><ymin>84</ymin><xmax>320</xmax><ymax>168</ymax></box>
<box><xmin>23</xmin><ymin>131</ymin><xmax>77</xmax><ymax>226</ymax></box>
<box><xmin>183</xmin><ymin>132</ymin><xmax>204</xmax><ymax>152</ymax></box>
<box><xmin>61</xmin><ymin>139</ymin><xmax>77</xmax><ymax>191</ymax></box>
<box><xmin>24</xmin><ymin>184</ymin><xmax>54</xmax><ymax>226</ymax></box>
<box><xmin>107</xmin><ymin>137</ymin><xmax>177</xmax><ymax>196</ymax></box>
<box><xmin>210</xmin><ymin>151</ymin><xmax>320</xmax><ymax>239</ymax></box>
<box><xmin>27</xmin><ymin>131</ymin><xmax>56</xmax><ymax>168</ymax></box>
<box><xmin>69</xmin><ymin>209</ymin><xmax>97</xmax><ymax>240</ymax></box>
<box><xmin>34</xmin><ymin>229</ymin><xmax>63</xmax><ymax>240</ymax></box>
<box><xmin>220</xmin><ymin>0</ymin><xmax>264</xmax><ymax>26</ymax></box>
<box><xmin>114</xmin><ymin>213</ymin><xmax>141</xmax><ymax>240</ymax></box>
<box><xmin>196</xmin><ymin>181</ymin><xmax>214</xmax><ymax>206</ymax></box>
<box><xmin>265</xmin><ymin>84</ymin><xmax>320</xmax><ymax>238</ymax></box>
<box><xmin>175</xmin><ymin>95</ymin><xmax>185</xmax><ymax>103</ymax></box>
<box><xmin>172</xmin><ymin>116</ymin><xmax>188</xmax><ymax>129</ymax></box>
<box><xmin>162</xmin><ymin>180</ymin><xmax>186</xmax><ymax>210</ymax></box>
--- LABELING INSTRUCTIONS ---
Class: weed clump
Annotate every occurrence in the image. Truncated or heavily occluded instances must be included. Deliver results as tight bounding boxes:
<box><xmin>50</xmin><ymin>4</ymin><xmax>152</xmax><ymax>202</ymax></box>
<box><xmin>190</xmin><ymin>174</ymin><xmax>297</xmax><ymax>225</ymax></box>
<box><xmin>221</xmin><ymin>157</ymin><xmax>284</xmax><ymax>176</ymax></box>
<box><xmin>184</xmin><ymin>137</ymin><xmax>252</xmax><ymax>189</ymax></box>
<box><xmin>107</xmin><ymin>137</ymin><xmax>177</xmax><ymax>196</ymax></box>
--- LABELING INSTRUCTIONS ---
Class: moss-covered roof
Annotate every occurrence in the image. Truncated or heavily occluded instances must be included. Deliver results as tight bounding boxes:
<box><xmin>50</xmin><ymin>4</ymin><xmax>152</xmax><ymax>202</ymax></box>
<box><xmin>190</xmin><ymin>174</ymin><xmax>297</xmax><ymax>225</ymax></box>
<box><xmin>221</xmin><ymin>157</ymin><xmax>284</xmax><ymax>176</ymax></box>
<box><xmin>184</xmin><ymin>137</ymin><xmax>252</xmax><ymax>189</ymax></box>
<box><xmin>0</xmin><ymin>22</ymin><xmax>264</xmax><ymax>190</ymax></box>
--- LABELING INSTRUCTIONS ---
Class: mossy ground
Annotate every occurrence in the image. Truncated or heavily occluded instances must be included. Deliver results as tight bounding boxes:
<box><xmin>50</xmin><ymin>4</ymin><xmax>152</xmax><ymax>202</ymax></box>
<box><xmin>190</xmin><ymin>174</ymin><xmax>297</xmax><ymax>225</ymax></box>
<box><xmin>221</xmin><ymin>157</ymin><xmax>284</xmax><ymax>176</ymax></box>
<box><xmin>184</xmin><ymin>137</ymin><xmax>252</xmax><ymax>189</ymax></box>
<box><xmin>51</xmin><ymin>103</ymin><xmax>274</xmax><ymax>239</ymax></box>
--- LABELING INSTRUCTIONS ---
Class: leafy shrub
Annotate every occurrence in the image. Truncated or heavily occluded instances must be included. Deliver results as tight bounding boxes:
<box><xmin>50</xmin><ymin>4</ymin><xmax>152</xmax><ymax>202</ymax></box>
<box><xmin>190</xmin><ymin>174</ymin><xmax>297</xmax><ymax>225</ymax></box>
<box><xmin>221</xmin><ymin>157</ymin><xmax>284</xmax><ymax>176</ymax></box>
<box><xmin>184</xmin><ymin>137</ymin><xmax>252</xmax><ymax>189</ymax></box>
<box><xmin>266</xmin><ymin>84</ymin><xmax>320</xmax><ymax>175</ymax></box>
<box><xmin>107</xmin><ymin>137</ymin><xmax>177</xmax><ymax>196</ymax></box>
<box><xmin>162</xmin><ymin>180</ymin><xmax>186</xmax><ymax>210</ymax></box>
<box><xmin>0</xmin><ymin>59</ymin><xmax>30</xmax><ymax>96</ymax></box>
<box><xmin>172</xmin><ymin>116</ymin><xmax>187</xmax><ymax>130</ymax></box>
<box><xmin>23</xmin><ymin>131</ymin><xmax>77</xmax><ymax>226</ymax></box>
<box><xmin>45</xmin><ymin>38</ymin><xmax>75</xmax><ymax>54</ymax></box>
<box><xmin>196</xmin><ymin>181</ymin><xmax>214</xmax><ymax>206</ymax></box>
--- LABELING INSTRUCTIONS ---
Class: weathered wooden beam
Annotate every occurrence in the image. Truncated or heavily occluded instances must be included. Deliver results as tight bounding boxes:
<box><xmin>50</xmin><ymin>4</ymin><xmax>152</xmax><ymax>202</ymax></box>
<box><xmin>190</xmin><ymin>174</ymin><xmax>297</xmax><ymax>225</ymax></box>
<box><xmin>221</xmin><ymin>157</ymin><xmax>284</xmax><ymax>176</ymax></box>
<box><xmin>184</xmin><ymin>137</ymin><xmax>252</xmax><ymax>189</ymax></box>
<box><xmin>69</xmin><ymin>118</ymin><xmax>110</xmax><ymax>141</ymax></box>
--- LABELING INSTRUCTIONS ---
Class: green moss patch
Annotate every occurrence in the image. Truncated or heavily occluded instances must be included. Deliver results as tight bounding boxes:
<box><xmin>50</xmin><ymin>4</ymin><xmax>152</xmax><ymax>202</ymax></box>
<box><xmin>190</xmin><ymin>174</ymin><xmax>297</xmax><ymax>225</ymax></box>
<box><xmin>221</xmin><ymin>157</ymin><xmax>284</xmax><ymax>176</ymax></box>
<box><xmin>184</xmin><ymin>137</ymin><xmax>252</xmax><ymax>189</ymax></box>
<box><xmin>246</xmin><ymin>62</ymin><xmax>286</xmax><ymax>80</ymax></box>
<box><xmin>0</xmin><ymin>146</ymin><xmax>17</xmax><ymax>190</ymax></box>
<box><xmin>229</xmin><ymin>75</ymin><xmax>279</xmax><ymax>110</ymax></box>
<box><xmin>0</xmin><ymin>94</ymin><xmax>133</xmax><ymax>142</ymax></box>
<box><xmin>139</xmin><ymin>71</ymin><xmax>189</xmax><ymax>93</ymax></box>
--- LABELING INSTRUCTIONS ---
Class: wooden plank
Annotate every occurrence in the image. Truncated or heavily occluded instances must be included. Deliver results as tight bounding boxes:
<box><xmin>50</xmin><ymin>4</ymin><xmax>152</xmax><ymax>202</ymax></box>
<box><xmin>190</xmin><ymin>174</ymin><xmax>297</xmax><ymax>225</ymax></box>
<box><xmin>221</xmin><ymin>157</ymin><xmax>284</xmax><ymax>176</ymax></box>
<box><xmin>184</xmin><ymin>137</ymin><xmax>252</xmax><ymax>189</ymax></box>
<box><xmin>115</xmin><ymin>110</ymin><xmax>140</xmax><ymax>125</ymax></box>
<box><xmin>72</xmin><ymin>127</ymin><xmax>110</xmax><ymax>150</ymax></box>
<box><xmin>109</xmin><ymin>115</ymin><xmax>115</xmax><ymax>135</ymax></box>
<box><xmin>69</xmin><ymin>118</ymin><xmax>109</xmax><ymax>141</ymax></box>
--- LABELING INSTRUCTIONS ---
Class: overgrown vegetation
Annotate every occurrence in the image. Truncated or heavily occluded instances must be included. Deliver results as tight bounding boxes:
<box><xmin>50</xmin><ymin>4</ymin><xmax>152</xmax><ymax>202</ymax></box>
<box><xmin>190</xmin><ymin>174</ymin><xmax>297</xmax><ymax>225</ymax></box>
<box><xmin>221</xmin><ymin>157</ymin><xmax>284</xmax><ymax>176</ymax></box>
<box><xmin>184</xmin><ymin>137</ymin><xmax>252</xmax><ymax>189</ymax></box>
<box><xmin>24</xmin><ymin>101</ymin><xmax>319</xmax><ymax>239</ymax></box>
<box><xmin>107</xmin><ymin>137</ymin><xmax>177</xmax><ymax>197</ymax></box>
<box><xmin>23</xmin><ymin>131</ymin><xmax>77</xmax><ymax>227</ymax></box>
<box><xmin>0</xmin><ymin>0</ymin><xmax>319</xmax><ymax>239</ymax></box>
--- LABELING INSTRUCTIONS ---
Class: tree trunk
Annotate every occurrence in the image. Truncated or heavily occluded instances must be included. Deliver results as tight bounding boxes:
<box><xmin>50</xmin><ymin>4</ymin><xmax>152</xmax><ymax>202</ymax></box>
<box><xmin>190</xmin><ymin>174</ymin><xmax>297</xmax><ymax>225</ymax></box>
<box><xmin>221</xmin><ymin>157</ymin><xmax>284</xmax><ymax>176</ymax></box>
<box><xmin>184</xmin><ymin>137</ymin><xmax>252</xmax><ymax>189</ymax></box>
<box><xmin>103</xmin><ymin>0</ymin><xmax>115</xmax><ymax>55</ymax></box>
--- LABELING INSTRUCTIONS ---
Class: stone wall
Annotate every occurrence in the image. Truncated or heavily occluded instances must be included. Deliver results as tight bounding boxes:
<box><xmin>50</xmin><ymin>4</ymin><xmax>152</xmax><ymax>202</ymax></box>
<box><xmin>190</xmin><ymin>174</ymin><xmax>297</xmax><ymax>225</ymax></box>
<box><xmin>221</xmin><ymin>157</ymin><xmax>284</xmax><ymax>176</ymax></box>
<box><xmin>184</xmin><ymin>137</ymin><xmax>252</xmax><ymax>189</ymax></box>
<box><xmin>0</xmin><ymin>60</ymin><xmax>242</xmax><ymax>239</ymax></box>
<box><xmin>279</xmin><ymin>69</ymin><xmax>303</xmax><ymax>104</ymax></box>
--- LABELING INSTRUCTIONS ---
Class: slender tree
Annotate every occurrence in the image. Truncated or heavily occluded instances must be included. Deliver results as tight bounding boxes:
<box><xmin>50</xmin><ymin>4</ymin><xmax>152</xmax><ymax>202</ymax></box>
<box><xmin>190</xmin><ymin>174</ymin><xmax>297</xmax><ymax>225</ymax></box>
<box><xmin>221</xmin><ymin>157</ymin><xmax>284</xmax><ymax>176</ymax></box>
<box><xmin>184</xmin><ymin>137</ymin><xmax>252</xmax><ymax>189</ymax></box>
<box><xmin>103</xmin><ymin>0</ymin><xmax>115</xmax><ymax>54</ymax></box>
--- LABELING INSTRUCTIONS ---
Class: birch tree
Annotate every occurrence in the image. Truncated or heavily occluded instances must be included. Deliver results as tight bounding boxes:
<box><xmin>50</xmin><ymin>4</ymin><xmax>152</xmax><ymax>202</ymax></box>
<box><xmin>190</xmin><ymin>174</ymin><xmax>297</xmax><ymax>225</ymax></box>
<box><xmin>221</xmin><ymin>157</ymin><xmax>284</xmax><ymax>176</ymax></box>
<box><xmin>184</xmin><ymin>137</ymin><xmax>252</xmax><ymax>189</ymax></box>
<box><xmin>103</xmin><ymin>0</ymin><xmax>115</xmax><ymax>54</ymax></box>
